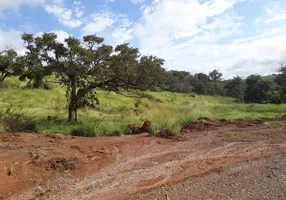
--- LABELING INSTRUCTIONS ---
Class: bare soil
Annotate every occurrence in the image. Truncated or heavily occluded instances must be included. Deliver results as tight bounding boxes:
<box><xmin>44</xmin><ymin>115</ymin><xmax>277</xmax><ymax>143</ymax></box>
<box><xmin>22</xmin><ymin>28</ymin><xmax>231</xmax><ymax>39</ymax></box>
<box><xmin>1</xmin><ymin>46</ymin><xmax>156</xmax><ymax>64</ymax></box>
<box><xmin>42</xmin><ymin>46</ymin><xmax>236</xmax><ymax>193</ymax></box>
<box><xmin>1</xmin><ymin>119</ymin><xmax>286</xmax><ymax>200</ymax></box>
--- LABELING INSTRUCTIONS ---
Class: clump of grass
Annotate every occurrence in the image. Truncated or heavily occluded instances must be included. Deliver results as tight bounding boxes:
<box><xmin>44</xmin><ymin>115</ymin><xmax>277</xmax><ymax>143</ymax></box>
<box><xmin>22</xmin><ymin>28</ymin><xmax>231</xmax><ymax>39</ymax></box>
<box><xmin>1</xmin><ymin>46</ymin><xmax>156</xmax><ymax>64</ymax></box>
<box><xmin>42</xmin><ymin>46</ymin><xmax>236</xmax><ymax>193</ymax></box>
<box><xmin>71</xmin><ymin>124</ymin><xmax>98</xmax><ymax>137</ymax></box>
<box><xmin>271</xmin><ymin>121</ymin><xmax>282</xmax><ymax>126</ymax></box>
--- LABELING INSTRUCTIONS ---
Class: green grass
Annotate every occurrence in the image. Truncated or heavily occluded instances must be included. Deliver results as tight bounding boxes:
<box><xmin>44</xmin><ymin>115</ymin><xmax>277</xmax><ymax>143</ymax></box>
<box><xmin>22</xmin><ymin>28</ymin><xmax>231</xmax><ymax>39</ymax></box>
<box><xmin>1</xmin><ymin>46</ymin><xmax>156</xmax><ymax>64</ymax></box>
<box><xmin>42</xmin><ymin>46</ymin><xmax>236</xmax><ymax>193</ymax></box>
<box><xmin>1</xmin><ymin>77</ymin><xmax>286</xmax><ymax>135</ymax></box>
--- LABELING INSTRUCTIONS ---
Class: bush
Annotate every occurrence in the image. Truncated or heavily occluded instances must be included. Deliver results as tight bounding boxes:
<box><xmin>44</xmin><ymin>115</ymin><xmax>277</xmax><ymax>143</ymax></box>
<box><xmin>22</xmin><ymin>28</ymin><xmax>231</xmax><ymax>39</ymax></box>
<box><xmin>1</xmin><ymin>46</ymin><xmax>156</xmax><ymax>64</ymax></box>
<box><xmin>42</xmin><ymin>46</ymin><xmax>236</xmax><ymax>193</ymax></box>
<box><xmin>0</xmin><ymin>105</ymin><xmax>38</xmax><ymax>132</ymax></box>
<box><xmin>0</xmin><ymin>77</ymin><xmax>22</xmax><ymax>88</ymax></box>
<box><xmin>42</xmin><ymin>82</ymin><xmax>55</xmax><ymax>90</ymax></box>
<box><xmin>265</xmin><ymin>91</ymin><xmax>283</xmax><ymax>104</ymax></box>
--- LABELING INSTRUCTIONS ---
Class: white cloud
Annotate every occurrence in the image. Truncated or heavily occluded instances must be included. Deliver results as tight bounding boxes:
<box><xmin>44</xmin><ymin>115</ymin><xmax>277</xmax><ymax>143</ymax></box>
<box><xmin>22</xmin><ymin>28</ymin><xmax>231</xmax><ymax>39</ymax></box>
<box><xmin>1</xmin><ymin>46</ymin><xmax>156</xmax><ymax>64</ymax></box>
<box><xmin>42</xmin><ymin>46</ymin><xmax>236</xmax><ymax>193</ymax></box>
<box><xmin>0</xmin><ymin>0</ymin><xmax>44</xmax><ymax>17</ymax></box>
<box><xmin>265</xmin><ymin>3</ymin><xmax>286</xmax><ymax>24</ymax></box>
<box><xmin>135</xmin><ymin>0</ymin><xmax>243</xmax><ymax>51</ymax></box>
<box><xmin>131</xmin><ymin>0</ymin><xmax>145</xmax><ymax>4</ymax></box>
<box><xmin>132</xmin><ymin>0</ymin><xmax>286</xmax><ymax>78</ymax></box>
<box><xmin>73</xmin><ymin>1</ymin><xmax>84</xmax><ymax>18</ymax></box>
<box><xmin>50</xmin><ymin>30</ymin><xmax>70</xmax><ymax>44</ymax></box>
<box><xmin>266</xmin><ymin>16</ymin><xmax>286</xmax><ymax>24</ymax></box>
<box><xmin>0</xmin><ymin>29</ymin><xmax>24</xmax><ymax>53</ymax></box>
<box><xmin>81</xmin><ymin>11</ymin><xmax>115</xmax><ymax>34</ymax></box>
<box><xmin>81</xmin><ymin>11</ymin><xmax>134</xmax><ymax>45</ymax></box>
<box><xmin>45</xmin><ymin>0</ymin><xmax>83</xmax><ymax>28</ymax></box>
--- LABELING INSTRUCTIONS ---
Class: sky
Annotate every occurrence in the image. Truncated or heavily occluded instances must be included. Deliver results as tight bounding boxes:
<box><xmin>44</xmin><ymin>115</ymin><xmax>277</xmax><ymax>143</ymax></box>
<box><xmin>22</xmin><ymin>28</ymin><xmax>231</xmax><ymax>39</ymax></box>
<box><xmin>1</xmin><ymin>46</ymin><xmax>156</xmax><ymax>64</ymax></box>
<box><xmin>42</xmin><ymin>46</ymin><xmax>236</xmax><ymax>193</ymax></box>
<box><xmin>1</xmin><ymin>0</ymin><xmax>286</xmax><ymax>78</ymax></box>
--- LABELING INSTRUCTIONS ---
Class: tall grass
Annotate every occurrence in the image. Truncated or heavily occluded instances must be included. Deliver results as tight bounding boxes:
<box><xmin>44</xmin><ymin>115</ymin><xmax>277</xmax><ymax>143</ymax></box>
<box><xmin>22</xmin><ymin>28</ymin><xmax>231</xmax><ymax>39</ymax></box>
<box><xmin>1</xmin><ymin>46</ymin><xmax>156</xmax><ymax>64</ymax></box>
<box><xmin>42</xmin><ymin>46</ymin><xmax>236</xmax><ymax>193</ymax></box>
<box><xmin>1</xmin><ymin>77</ymin><xmax>286</xmax><ymax>135</ymax></box>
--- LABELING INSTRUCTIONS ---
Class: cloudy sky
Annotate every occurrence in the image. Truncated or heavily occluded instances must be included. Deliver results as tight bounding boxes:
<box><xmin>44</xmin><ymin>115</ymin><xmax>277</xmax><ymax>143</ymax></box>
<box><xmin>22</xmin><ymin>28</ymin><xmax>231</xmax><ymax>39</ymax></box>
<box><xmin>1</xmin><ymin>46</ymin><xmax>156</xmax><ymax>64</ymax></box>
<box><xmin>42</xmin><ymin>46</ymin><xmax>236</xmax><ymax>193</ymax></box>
<box><xmin>1</xmin><ymin>0</ymin><xmax>286</xmax><ymax>78</ymax></box>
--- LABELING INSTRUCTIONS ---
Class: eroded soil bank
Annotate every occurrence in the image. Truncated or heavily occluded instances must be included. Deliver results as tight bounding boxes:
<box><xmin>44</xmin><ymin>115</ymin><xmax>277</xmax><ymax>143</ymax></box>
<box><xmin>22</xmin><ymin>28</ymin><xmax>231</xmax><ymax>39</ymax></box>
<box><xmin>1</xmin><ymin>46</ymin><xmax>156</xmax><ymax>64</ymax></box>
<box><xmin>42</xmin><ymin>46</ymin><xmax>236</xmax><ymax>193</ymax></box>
<box><xmin>1</xmin><ymin>119</ymin><xmax>286</xmax><ymax>200</ymax></box>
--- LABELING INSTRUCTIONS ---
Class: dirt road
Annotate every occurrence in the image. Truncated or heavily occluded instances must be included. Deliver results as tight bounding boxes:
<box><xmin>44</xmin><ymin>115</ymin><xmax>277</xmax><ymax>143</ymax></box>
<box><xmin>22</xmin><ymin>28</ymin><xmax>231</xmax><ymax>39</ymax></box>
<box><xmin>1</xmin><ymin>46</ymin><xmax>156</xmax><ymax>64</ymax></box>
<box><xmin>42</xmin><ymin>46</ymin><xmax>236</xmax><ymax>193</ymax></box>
<box><xmin>1</xmin><ymin>119</ymin><xmax>286</xmax><ymax>200</ymax></box>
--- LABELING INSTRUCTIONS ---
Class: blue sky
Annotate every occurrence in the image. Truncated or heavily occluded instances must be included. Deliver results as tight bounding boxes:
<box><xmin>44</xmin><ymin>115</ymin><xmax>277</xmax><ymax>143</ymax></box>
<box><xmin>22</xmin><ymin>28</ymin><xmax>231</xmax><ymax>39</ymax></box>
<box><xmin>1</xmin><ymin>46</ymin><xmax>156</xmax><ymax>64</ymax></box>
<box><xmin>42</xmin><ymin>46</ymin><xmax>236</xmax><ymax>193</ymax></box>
<box><xmin>1</xmin><ymin>0</ymin><xmax>286</xmax><ymax>78</ymax></box>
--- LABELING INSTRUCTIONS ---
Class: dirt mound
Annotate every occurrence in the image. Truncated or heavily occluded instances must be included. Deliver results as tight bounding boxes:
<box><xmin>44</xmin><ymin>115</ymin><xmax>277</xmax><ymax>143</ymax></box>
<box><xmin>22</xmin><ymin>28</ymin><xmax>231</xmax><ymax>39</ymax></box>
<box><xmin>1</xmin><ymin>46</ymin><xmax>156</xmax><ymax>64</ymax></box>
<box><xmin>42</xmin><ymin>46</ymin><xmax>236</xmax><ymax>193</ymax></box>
<box><xmin>157</xmin><ymin>129</ymin><xmax>179</xmax><ymax>139</ymax></box>
<box><xmin>182</xmin><ymin>117</ymin><xmax>219</xmax><ymax>132</ymax></box>
<box><xmin>127</xmin><ymin>120</ymin><xmax>153</xmax><ymax>135</ymax></box>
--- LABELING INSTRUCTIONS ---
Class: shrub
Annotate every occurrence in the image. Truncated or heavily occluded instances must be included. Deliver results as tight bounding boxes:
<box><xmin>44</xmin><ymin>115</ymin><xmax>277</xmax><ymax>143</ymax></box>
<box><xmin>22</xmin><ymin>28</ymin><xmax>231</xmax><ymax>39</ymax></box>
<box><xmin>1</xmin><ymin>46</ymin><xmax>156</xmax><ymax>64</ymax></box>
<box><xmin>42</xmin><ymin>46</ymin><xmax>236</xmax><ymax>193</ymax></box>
<box><xmin>0</xmin><ymin>105</ymin><xmax>38</xmax><ymax>132</ymax></box>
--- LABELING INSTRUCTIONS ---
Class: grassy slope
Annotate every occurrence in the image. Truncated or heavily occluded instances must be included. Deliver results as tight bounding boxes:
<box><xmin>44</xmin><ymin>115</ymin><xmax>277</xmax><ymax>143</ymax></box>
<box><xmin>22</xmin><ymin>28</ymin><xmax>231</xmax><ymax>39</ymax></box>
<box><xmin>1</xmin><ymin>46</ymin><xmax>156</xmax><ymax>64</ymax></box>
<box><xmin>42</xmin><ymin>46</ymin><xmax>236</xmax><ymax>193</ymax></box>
<box><xmin>1</xmin><ymin>77</ymin><xmax>286</xmax><ymax>135</ymax></box>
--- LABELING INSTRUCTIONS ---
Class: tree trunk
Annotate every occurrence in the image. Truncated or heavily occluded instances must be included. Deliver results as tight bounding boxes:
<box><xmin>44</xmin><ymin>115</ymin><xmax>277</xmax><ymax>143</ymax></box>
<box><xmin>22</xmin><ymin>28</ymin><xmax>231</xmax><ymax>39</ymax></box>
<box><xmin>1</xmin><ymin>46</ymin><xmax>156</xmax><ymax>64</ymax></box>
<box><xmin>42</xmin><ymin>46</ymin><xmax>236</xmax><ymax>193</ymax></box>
<box><xmin>68</xmin><ymin>105</ymin><xmax>77</xmax><ymax>121</ymax></box>
<box><xmin>68</xmin><ymin>77</ymin><xmax>78</xmax><ymax>121</ymax></box>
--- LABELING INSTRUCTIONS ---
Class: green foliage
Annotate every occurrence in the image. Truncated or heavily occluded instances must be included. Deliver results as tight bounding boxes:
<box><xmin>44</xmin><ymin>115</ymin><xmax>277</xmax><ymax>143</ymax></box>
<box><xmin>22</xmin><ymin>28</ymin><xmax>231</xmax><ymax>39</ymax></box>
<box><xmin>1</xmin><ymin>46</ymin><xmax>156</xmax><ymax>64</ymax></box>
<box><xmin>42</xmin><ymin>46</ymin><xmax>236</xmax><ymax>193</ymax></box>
<box><xmin>265</xmin><ymin>90</ymin><xmax>283</xmax><ymax>104</ymax></box>
<box><xmin>0</xmin><ymin>49</ymin><xmax>24</xmax><ymax>82</ymax></box>
<box><xmin>0</xmin><ymin>105</ymin><xmax>38</xmax><ymax>132</ymax></box>
<box><xmin>275</xmin><ymin>66</ymin><xmax>286</xmax><ymax>86</ymax></box>
<box><xmin>244</xmin><ymin>74</ymin><xmax>272</xmax><ymax>103</ymax></box>
<box><xmin>225</xmin><ymin>76</ymin><xmax>245</xmax><ymax>99</ymax></box>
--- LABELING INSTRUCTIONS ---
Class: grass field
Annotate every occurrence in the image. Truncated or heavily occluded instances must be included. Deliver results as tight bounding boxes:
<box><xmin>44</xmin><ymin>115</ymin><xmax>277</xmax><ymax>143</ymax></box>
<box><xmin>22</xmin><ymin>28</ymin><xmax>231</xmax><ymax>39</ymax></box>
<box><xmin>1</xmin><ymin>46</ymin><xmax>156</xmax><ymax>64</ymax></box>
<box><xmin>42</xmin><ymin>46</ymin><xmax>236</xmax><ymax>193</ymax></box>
<box><xmin>1</xmin><ymin>77</ymin><xmax>286</xmax><ymax>135</ymax></box>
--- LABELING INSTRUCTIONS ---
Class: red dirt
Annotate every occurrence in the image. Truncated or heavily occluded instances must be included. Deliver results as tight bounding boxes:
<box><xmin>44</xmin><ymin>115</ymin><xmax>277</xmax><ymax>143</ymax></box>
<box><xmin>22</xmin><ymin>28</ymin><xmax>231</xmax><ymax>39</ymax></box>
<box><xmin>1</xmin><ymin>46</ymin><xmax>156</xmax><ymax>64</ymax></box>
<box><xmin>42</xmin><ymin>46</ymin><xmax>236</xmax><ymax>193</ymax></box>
<box><xmin>1</xmin><ymin>119</ymin><xmax>286</xmax><ymax>200</ymax></box>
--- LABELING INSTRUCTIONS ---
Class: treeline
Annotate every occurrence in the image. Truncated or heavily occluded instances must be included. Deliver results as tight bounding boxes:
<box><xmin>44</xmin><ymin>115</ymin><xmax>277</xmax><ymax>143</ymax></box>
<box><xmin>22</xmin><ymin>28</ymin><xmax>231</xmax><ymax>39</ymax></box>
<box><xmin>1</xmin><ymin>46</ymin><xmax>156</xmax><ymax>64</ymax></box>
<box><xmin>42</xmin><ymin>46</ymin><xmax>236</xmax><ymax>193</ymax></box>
<box><xmin>151</xmin><ymin>68</ymin><xmax>286</xmax><ymax>104</ymax></box>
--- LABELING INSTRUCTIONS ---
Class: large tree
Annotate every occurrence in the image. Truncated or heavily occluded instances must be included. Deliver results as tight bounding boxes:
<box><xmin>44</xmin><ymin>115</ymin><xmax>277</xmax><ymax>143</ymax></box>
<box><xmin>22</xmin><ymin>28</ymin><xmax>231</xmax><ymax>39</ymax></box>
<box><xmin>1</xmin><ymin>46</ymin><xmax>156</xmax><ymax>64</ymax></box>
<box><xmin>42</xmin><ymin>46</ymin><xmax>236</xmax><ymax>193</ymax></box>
<box><xmin>209</xmin><ymin>69</ymin><xmax>222</xmax><ymax>82</ymax></box>
<box><xmin>244</xmin><ymin>74</ymin><xmax>272</xmax><ymax>103</ymax></box>
<box><xmin>20</xmin><ymin>33</ymin><xmax>165</xmax><ymax>121</ymax></box>
<box><xmin>225</xmin><ymin>76</ymin><xmax>245</xmax><ymax>99</ymax></box>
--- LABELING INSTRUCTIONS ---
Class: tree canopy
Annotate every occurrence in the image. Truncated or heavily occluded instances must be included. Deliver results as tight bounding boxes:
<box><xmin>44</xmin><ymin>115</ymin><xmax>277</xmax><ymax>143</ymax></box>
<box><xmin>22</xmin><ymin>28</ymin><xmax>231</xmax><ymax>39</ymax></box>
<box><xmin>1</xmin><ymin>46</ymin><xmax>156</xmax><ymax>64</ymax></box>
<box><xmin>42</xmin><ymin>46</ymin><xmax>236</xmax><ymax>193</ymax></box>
<box><xmin>18</xmin><ymin>32</ymin><xmax>165</xmax><ymax>121</ymax></box>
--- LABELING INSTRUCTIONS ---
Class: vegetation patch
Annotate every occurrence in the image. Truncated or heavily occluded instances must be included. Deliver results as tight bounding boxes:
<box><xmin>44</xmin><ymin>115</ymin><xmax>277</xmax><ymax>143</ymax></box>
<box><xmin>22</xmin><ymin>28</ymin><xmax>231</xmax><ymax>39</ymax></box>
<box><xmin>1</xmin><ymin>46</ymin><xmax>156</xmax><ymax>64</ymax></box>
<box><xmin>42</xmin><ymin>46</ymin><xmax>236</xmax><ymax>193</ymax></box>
<box><xmin>0</xmin><ymin>105</ymin><xmax>38</xmax><ymax>133</ymax></box>
<box><xmin>71</xmin><ymin>124</ymin><xmax>98</xmax><ymax>137</ymax></box>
